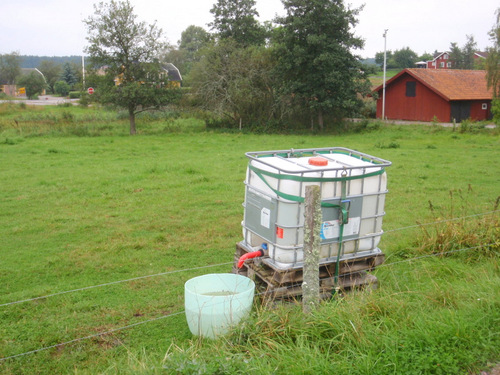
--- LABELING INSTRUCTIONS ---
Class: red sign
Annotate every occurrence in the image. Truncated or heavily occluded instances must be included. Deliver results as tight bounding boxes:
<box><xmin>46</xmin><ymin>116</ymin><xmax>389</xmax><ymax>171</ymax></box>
<box><xmin>87</xmin><ymin>87</ymin><xmax>94</xmax><ymax>95</ymax></box>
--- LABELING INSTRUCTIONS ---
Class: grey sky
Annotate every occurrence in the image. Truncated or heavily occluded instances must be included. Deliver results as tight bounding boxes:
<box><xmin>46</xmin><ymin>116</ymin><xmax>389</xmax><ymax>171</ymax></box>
<box><xmin>0</xmin><ymin>0</ymin><xmax>498</xmax><ymax>59</ymax></box>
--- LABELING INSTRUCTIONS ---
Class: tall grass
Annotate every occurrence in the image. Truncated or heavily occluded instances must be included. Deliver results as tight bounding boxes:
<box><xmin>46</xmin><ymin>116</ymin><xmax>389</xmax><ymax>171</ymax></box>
<box><xmin>0</xmin><ymin>103</ymin><xmax>205</xmax><ymax>138</ymax></box>
<box><xmin>163</xmin><ymin>256</ymin><xmax>499</xmax><ymax>374</ymax></box>
<box><xmin>417</xmin><ymin>188</ymin><xmax>499</xmax><ymax>261</ymax></box>
<box><xmin>0</xmin><ymin>104</ymin><xmax>498</xmax><ymax>373</ymax></box>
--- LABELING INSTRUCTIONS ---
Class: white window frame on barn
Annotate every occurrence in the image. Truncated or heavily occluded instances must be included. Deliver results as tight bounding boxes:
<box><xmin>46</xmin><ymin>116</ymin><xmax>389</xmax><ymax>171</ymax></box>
<box><xmin>482</xmin><ymin>103</ymin><xmax>488</xmax><ymax>110</ymax></box>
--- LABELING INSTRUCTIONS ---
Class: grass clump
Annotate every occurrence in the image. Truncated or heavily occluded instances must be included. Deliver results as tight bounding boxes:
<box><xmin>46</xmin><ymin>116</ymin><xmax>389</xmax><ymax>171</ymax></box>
<box><xmin>417</xmin><ymin>187</ymin><xmax>500</xmax><ymax>261</ymax></box>
<box><xmin>163</xmin><ymin>258</ymin><xmax>499</xmax><ymax>374</ymax></box>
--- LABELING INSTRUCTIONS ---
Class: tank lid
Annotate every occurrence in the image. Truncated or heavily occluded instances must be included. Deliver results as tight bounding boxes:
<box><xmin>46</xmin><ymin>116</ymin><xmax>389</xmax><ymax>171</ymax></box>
<box><xmin>308</xmin><ymin>156</ymin><xmax>328</xmax><ymax>166</ymax></box>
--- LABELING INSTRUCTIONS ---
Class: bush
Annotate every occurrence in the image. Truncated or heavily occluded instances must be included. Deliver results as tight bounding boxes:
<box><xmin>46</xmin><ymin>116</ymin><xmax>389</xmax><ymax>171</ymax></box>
<box><xmin>491</xmin><ymin>98</ymin><xmax>500</xmax><ymax>125</ymax></box>
<box><xmin>17</xmin><ymin>71</ymin><xmax>46</xmax><ymax>99</ymax></box>
<box><xmin>54</xmin><ymin>80</ymin><xmax>70</xmax><ymax>96</ymax></box>
<box><xmin>69</xmin><ymin>91</ymin><xmax>83</xmax><ymax>99</ymax></box>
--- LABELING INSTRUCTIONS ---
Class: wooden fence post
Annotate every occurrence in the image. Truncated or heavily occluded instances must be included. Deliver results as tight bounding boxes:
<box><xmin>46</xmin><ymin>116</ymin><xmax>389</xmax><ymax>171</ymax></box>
<box><xmin>303</xmin><ymin>185</ymin><xmax>321</xmax><ymax>313</ymax></box>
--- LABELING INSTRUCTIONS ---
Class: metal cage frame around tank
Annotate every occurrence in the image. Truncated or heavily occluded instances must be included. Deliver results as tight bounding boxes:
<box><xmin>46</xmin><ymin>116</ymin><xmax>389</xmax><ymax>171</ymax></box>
<box><xmin>242</xmin><ymin>147</ymin><xmax>392</xmax><ymax>270</ymax></box>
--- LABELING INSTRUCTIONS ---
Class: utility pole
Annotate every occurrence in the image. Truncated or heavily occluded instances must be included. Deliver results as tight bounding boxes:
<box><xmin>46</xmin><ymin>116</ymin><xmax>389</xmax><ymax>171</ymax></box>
<box><xmin>382</xmin><ymin>29</ymin><xmax>388</xmax><ymax>121</ymax></box>
<box><xmin>82</xmin><ymin>56</ymin><xmax>86</xmax><ymax>90</ymax></box>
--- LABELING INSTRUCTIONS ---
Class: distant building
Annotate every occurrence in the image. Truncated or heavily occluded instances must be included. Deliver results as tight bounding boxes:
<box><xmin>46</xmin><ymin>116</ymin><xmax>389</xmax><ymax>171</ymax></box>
<box><xmin>416</xmin><ymin>51</ymin><xmax>488</xmax><ymax>70</ymax></box>
<box><xmin>373</xmin><ymin>68</ymin><xmax>493</xmax><ymax>122</ymax></box>
<box><xmin>112</xmin><ymin>63</ymin><xmax>182</xmax><ymax>88</ymax></box>
<box><xmin>0</xmin><ymin>68</ymin><xmax>47</xmax><ymax>96</ymax></box>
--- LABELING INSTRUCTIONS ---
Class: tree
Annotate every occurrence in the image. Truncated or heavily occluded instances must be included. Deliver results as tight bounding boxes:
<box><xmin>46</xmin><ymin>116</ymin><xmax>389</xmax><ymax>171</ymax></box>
<box><xmin>486</xmin><ymin>8</ymin><xmax>500</xmax><ymax>124</ymax></box>
<box><xmin>209</xmin><ymin>0</ymin><xmax>267</xmax><ymax>46</ymax></box>
<box><xmin>375</xmin><ymin>50</ymin><xmax>390</xmax><ymax>66</ymax></box>
<box><xmin>17</xmin><ymin>71</ymin><xmax>46</xmax><ymax>99</ymax></box>
<box><xmin>0</xmin><ymin>52</ymin><xmax>21</xmax><ymax>85</ymax></box>
<box><xmin>462</xmin><ymin>35</ymin><xmax>477</xmax><ymax>69</ymax></box>
<box><xmin>84</xmin><ymin>0</ymin><xmax>178</xmax><ymax>134</ymax></box>
<box><xmin>60</xmin><ymin>62</ymin><xmax>78</xmax><ymax>88</ymax></box>
<box><xmin>179</xmin><ymin>25</ymin><xmax>212</xmax><ymax>57</ymax></box>
<box><xmin>448</xmin><ymin>42</ymin><xmax>463</xmax><ymax>68</ymax></box>
<box><xmin>190</xmin><ymin>39</ymin><xmax>278</xmax><ymax>128</ymax></box>
<box><xmin>273</xmin><ymin>0</ymin><xmax>369</xmax><ymax>129</ymax></box>
<box><xmin>419</xmin><ymin>52</ymin><xmax>433</xmax><ymax>62</ymax></box>
<box><xmin>162</xmin><ymin>25</ymin><xmax>212</xmax><ymax>80</ymax></box>
<box><xmin>38</xmin><ymin>60</ymin><xmax>62</xmax><ymax>94</ymax></box>
<box><xmin>393</xmin><ymin>47</ymin><xmax>418</xmax><ymax>69</ymax></box>
<box><xmin>449</xmin><ymin>35</ymin><xmax>478</xmax><ymax>70</ymax></box>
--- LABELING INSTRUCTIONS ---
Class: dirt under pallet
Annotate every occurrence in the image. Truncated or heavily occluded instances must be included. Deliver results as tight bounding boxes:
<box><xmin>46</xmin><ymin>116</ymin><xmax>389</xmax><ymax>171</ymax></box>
<box><xmin>231</xmin><ymin>242</ymin><xmax>385</xmax><ymax>300</ymax></box>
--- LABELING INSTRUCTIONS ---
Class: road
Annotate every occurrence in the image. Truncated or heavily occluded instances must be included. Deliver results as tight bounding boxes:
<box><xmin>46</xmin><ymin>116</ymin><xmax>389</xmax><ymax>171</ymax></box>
<box><xmin>0</xmin><ymin>95</ymin><xmax>79</xmax><ymax>106</ymax></box>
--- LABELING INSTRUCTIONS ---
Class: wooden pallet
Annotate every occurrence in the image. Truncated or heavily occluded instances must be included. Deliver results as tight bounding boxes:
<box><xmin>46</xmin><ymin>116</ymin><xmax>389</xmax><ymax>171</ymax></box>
<box><xmin>231</xmin><ymin>242</ymin><xmax>384</xmax><ymax>300</ymax></box>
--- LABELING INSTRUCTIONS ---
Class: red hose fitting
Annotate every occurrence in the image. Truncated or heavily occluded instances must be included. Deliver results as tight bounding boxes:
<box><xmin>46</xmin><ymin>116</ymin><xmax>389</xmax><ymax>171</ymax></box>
<box><xmin>237</xmin><ymin>249</ymin><xmax>265</xmax><ymax>268</ymax></box>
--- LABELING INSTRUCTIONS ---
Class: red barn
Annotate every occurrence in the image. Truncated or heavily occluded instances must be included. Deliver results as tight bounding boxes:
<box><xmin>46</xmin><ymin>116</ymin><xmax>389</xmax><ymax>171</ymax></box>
<box><xmin>373</xmin><ymin>69</ymin><xmax>493</xmax><ymax>123</ymax></box>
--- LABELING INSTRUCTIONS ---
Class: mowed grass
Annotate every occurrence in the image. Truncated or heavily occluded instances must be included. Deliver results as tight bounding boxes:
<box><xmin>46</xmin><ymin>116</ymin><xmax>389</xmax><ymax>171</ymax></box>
<box><xmin>0</xmin><ymin>105</ymin><xmax>499</xmax><ymax>373</ymax></box>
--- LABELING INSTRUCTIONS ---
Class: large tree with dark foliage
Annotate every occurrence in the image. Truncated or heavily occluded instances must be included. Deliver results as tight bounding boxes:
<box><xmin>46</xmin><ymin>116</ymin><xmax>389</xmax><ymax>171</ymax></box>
<box><xmin>393</xmin><ymin>47</ymin><xmax>418</xmax><ymax>69</ymax></box>
<box><xmin>84</xmin><ymin>0</ymin><xmax>178</xmax><ymax>135</ymax></box>
<box><xmin>273</xmin><ymin>0</ymin><xmax>369</xmax><ymax>130</ymax></box>
<box><xmin>449</xmin><ymin>35</ymin><xmax>478</xmax><ymax>70</ymax></box>
<box><xmin>209</xmin><ymin>0</ymin><xmax>266</xmax><ymax>46</ymax></box>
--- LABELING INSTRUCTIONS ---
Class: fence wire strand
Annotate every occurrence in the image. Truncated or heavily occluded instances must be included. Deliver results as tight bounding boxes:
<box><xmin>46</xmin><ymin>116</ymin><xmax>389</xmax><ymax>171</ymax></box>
<box><xmin>383</xmin><ymin>209</ymin><xmax>499</xmax><ymax>234</ymax></box>
<box><xmin>0</xmin><ymin>209</ymin><xmax>498</xmax><ymax>363</ymax></box>
<box><xmin>0</xmin><ymin>312</ymin><xmax>184</xmax><ymax>362</ymax></box>
<box><xmin>1</xmin><ymin>241</ymin><xmax>497</xmax><ymax>363</ymax></box>
<box><xmin>0</xmin><ymin>262</ymin><xmax>233</xmax><ymax>308</ymax></box>
<box><xmin>2</xmin><ymin>209</ymin><xmax>498</xmax><ymax>309</ymax></box>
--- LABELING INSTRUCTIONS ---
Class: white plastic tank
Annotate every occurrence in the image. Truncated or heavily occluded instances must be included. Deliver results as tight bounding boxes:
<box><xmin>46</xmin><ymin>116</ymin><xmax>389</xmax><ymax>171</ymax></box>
<box><xmin>241</xmin><ymin>147</ymin><xmax>391</xmax><ymax>270</ymax></box>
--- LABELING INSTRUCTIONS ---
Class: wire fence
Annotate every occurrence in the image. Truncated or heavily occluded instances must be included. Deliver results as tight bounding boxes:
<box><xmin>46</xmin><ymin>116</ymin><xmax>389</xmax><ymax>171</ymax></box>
<box><xmin>0</xmin><ymin>209</ymin><xmax>498</xmax><ymax>363</ymax></box>
<box><xmin>0</xmin><ymin>262</ymin><xmax>233</xmax><ymax>308</ymax></box>
<box><xmin>2</xmin><ymin>209</ymin><xmax>497</xmax><ymax>309</ymax></box>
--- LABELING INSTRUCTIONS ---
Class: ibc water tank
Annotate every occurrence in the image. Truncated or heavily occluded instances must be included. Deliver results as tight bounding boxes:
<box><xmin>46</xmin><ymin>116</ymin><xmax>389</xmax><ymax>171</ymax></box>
<box><xmin>241</xmin><ymin>147</ymin><xmax>391</xmax><ymax>270</ymax></box>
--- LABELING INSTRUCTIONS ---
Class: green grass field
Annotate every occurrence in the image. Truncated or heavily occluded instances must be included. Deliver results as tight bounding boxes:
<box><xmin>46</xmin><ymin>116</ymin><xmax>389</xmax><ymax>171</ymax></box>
<box><xmin>369</xmin><ymin>69</ymin><xmax>402</xmax><ymax>88</ymax></box>
<box><xmin>0</xmin><ymin>104</ymin><xmax>499</xmax><ymax>374</ymax></box>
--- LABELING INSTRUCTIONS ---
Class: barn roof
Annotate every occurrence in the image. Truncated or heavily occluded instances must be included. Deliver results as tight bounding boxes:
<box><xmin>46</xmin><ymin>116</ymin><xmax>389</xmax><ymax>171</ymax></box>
<box><xmin>374</xmin><ymin>68</ymin><xmax>493</xmax><ymax>101</ymax></box>
<box><xmin>163</xmin><ymin>63</ymin><xmax>182</xmax><ymax>82</ymax></box>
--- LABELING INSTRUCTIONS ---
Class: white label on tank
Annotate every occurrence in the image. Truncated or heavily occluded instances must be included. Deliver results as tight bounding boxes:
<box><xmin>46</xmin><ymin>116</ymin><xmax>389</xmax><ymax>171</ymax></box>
<box><xmin>261</xmin><ymin>208</ymin><xmax>271</xmax><ymax>228</ymax></box>
<box><xmin>321</xmin><ymin>217</ymin><xmax>361</xmax><ymax>239</ymax></box>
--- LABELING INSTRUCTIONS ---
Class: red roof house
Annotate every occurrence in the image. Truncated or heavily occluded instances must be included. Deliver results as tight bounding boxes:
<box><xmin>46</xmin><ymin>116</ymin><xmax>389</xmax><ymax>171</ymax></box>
<box><xmin>427</xmin><ymin>52</ymin><xmax>452</xmax><ymax>69</ymax></box>
<box><xmin>373</xmin><ymin>69</ymin><xmax>493</xmax><ymax>123</ymax></box>
<box><xmin>416</xmin><ymin>51</ymin><xmax>488</xmax><ymax>70</ymax></box>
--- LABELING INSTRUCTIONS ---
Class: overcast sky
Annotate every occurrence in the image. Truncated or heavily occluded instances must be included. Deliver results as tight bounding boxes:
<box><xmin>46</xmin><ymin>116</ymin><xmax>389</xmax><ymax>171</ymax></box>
<box><xmin>1</xmin><ymin>0</ymin><xmax>498</xmax><ymax>59</ymax></box>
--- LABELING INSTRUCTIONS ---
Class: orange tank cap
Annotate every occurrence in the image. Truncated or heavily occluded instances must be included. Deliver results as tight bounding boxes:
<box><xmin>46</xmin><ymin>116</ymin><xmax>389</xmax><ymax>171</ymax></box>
<box><xmin>308</xmin><ymin>156</ymin><xmax>328</xmax><ymax>166</ymax></box>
